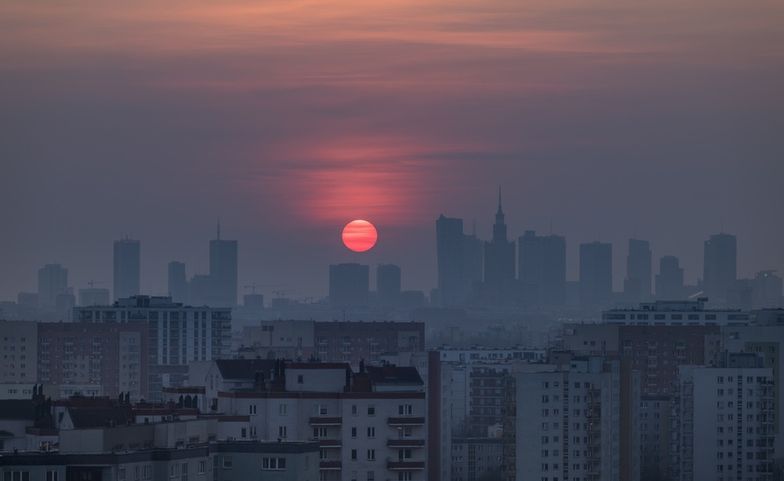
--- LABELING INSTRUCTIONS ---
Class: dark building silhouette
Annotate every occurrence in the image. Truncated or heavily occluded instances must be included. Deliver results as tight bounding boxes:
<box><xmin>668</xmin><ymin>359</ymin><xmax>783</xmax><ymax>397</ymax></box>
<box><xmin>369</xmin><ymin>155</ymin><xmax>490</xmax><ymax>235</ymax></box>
<box><xmin>376</xmin><ymin>264</ymin><xmax>401</xmax><ymax>305</ymax></box>
<box><xmin>37</xmin><ymin>263</ymin><xmax>68</xmax><ymax>309</ymax></box>
<box><xmin>624</xmin><ymin>238</ymin><xmax>652</xmax><ymax>302</ymax></box>
<box><xmin>579</xmin><ymin>241</ymin><xmax>613</xmax><ymax>306</ymax></box>
<box><xmin>518</xmin><ymin>230</ymin><xmax>566</xmax><ymax>306</ymax></box>
<box><xmin>656</xmin><ymin>255</ymin><xmax>684</xmax><ymax>300</ymax></box>
<box><xmin>329</xmin><ymin>263</ymin><xmax>369</xmax><ymax>306</ymax></box>
<box><xmin>167</xmin><ymin>261</ymin><xmax>187</xmax><ymax>303</ymax></box>
<box><xmin>113</xmin><ymin>238</ymin><xmax>140</xmax><ymax>301</ymax></box>
<box><xmin>436</xmin><ymin>215</ymin><xmax>467</xmax><ymax>305</ymax></box>
<box><xmin>483</xmin><ymin>189</ymin><xmax>515</xmax><ymax>302</ymax></box>
<box><xmin>703</xmin><ymin>233</ymin><xmax>737</xmax><ymax>303</ymax></box>
<box><xmin>209</xmin><ymin>223</ymin><xmax>238</xmax><ymax>307</ymax></box>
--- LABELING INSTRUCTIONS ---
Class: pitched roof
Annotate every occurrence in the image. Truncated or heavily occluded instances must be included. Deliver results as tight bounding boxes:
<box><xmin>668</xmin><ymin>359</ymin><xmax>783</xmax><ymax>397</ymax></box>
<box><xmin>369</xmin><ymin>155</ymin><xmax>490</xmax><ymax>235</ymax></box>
<box><xmin>215</xmin><ymin>359</ymin><xmax>276</xmax><ymax>380</ymax></box>
<box><xmin>366</xmin><ymin>366</ymin><xmax>423</xmax><ymax>385</ymax></box>
<box><xmin>0</xmin><ymin>400</ymin><xmax>35</xmax><ymax>420</ymax></box>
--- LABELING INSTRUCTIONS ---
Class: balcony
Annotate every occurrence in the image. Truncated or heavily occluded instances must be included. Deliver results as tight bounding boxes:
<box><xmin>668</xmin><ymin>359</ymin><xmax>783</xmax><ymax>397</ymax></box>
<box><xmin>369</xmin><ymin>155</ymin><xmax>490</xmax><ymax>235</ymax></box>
<box><xmin>387</xmin><ymin>416</ymin><xmax>425</xmax><ymax>426</ymax></box>
<box><xmin>387</xmin><ymin>460</ymin><xmax>425</xmax><ymax>470</ymax></box>
<box><xmin>387</xmin><ymin>439</ymin><xmax>425</xmax><ymax>448</ymax></box>
<box><xmin>319</xmin><ymin>439</ymin><xmax>342</xmax><ymax>448</ymax></box>
<box><xmin>319</xmin><ymin>460</ymin><xmax>342</xmax><ymax>470</ymax></box>
<box><xmin>310</xmin><ymin>416</ymin><xmax>342</xmax><ymax>426</ymax></box>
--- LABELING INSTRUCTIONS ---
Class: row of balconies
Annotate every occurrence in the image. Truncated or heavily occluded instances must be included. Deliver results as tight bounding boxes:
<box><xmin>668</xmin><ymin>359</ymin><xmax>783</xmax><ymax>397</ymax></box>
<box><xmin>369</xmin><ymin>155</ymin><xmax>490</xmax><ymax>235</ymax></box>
<box><xmin>318</xmin><ymin>460</ymin><xmax>426</xmax><ymax>471</ymax></box>
<box><xmin>308</xmin><ymin>416</ymin><xmax>425</xmax><ymax>426</ymax></box>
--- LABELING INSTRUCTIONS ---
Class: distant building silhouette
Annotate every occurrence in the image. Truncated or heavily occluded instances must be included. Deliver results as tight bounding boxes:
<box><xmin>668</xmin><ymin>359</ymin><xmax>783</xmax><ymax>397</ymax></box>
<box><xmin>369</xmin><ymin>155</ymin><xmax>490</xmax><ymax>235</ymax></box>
<box><xmin>703</xmin><ymin>233</ymin><xmax>737</xmax><ymax>303</ymax></box>
<box><xmin>167</xmin><ymin>261</ymin><xmax>187</xmax><ymax>303</ymax></box>
<box><xmin>78</xmin><ymin>287</ymin><xmax>110</xmax><ymax>306</ymax></box>
<box><xmin>113</xmin><ymin>238</ymin><xmax>140</xmax><ymax>301</ymax></box>
<box><xmin>624</xmin><ymin>238</ymin><xmax>652</xmax><ymax>302</ymax></box>
<box><xmin>483</xmin><ymin>189</ymin><xmax>515</xmax><ymax>302</ymax></box>
<box><xmin>37</xmin><ymin>263</ymin><xmax>68</xmax><ymax>309</ymax></box>
<box><xmin>518</xmin><ymin>230</ymin><xmax>566</xmax><ymax>306</ymax></box>
<box><xmin>751</xmin><ymin>270</ymin><xmax>783</xmax><ymax>308</ymax></box>
<box><xmin>329</xmin><ymin>263</ymin><xmax>369</xmax><ymax>306</ymax></box>
<box><xmin>209</xmin><ymin>223</ymin><xmax>238</xmax><ymax>307</ymax></box>
<box><xmin>579</xmin><ymin>241</ymin><xmax>612</xmax><ymax>306</ymax></box>
<box><xmin>656</xmin><ymin>255</ymin><xmax>685</xmax><ymax>300</ymax></box>
<box><xmin>436</xmin><ymin>215</ymin><xmax>467</xmax><ymax>305</ymax></box>
<box><xmin>377</xmin><ymin>264</ymin><xmax>401</xmax><ymax>305</ymax></box>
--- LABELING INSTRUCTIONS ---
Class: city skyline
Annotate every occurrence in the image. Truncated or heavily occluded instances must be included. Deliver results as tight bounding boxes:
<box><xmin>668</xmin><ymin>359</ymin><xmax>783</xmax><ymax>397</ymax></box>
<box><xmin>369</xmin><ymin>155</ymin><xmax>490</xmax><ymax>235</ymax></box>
<box><xmin>1</xmin><ymin>0</ymin><xmax>783</xmax><ymax>300</ymax></box>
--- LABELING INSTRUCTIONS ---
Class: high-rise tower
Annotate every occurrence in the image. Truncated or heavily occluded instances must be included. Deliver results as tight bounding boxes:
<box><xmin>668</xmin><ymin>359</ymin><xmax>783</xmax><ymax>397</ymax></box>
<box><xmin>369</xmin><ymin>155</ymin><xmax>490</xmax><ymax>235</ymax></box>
<box><xmin>113</xmin><ymin>238</ymin><xmax>140</xmax><ymax>301</ymax></box>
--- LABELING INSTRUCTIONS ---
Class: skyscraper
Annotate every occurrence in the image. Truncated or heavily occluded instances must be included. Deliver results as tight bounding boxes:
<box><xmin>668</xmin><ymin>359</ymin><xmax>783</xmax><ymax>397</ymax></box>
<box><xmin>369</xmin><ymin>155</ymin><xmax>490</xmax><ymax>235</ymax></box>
<box><xmin>655</xmin><ymin>255</ymin><xmax>684</xmax><ymax>300</ymax></box>
<box><xmin>37</xmin><ymin>263</ymin><xmax>68</xmax><ymax>309</ymax></box>
<box><xmin>78</xmin><ymin>287</ymin><xmax>110</xmax><ymax>306</ymax></box>
<box><xmin>579</xmin><ymin>241</ymin><xmax>613</xmax><ymax>307</ymax></box>
<box><xmin>167</xmin><ymin>261</ymin><xmax>187</xmax><ymax>303</ymax></box>
<box><xmin>329</xmin><ymin>263</ymin><xmax>369</xmax><ymax>306</ymax></box>
<box><xmin>517</xmin><ymin>230</ymin><xmax>566</xmax><ymax>306</ymax></box>
<box><xmin>377</xmin><ymin>264</ymin><xmax>401</xmax><ymax>305</ymax></box>
<box><xmin>436</xmin><ymin>215</ymin><xmax>466</xmax><ymax>306</ymax></box>
<box><xmin>624</xmin><ymin>238</ymin><xmax>652</xmax><ymax>302</ymax></box>
<box><xmin>113</xmin><ymin>238</ymin><xmax>140</xmax><ymax>301</ymax></box>
<box><xmin>483</xmin><ymin>188</ymin><xmax>515</xmax><ymax>299</ymax></box>
<box><xmin>703</xmin><ymin>233</ymin><xmax>737</xmax><ymax>302</ymax></box>
<box><xmin>209</xmin><ymin>223</ymin><xmax>238</xmax><ymax>307</ymax></box>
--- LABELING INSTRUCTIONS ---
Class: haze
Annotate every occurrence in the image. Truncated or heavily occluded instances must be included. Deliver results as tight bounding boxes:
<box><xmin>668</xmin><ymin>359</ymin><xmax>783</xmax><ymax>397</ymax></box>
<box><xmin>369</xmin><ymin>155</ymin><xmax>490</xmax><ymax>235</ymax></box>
<box><xmin>1</xmin><ymin>0</ymin><xmax>783</xmax><ymax>299</ymax></box>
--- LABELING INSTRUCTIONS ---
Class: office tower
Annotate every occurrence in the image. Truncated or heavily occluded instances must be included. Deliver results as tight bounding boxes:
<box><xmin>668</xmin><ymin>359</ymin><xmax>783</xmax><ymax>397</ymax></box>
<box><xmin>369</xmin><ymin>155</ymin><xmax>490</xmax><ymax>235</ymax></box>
<box><xmin>656</xmin><ymin>255</ymin><xmax>685</xmax><ymax>300</ymax></box>
<box><xmin>436</xmin><ymin>215</ymin><xmax>466</xmax><ymax>306</ymax></box>
<box><xmin>167</xmin><ymin>261</ymin><xmax>187</xmax><ymax>303</ymax></box>
<box><xmin>703</xmin><ymin>233</ymin><xmax>737</xmax><ymax>302</ymax></box>
<box><xmin>73</xmin><ymin>295</ymin><xmax>231</xmax><ymax>400</ymax></box>
<box><xmin>624</xmin><ymin>238</ymin><xmax>652</xmax><ymax>302</ymax></box>
<box><xmin>329</xmin><ymin>263</ymin><xmax>369</xmax><ymax>306</ymax></box>
<box><xmin>674</xmin><ymin>356</ymin><xmax>774</xmax><ymax>481</ymax></box>
<box><xmin>512</xmin><ymin>357</ymin><xmax>640</xmax><ymax>481</ymax></box>
<box><xmin>113</xmin><ymin>238</ymin><xmax>140</xmax><ymax>301</ymax></box>
<box><xmin>78</xmin><ymin>287</ymin><xmax>110</xmax><ymax>306</ymax></box>
<box><xmin>462</xmin><ymin>227</ymin><xmax>483</xmax><ymax>292</ymax></box>
<box><xmin>377</xmin><ymin>264</ymin><xmax>402</xmax><ymax>305</ymax></box>
<box><xmin>579</xmin><ymin>241</ymin><xmax>612</xmax><ymax>307</ymax></box>
<box><xmin>37</xmin><ymin>263</ymin><xmax>68</xmax><ymax>309</ymax></box>
<box><xmin>518</xmin><ymin>230</ymin><xmax>566</xmax><ymax>306</ymax></box>
<box><xmin>209</xmin><ymin>224</ymin><xmax>238</xmax><ymax>307</ymax></box>
<box><xmin>483</xmin><ymin>189</ymin><xmax>515</xmax><ymax>296</ymax></box>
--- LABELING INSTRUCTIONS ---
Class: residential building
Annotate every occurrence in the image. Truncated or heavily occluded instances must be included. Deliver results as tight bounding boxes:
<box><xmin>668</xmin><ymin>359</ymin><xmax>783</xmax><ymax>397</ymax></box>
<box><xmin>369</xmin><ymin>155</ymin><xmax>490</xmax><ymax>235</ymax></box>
<box><xmin>0</xmin><ymin>321</ymin><xmax>38</xmax><ymax>384</ymax></box>
<box><xmin>73</xmin><ymin>295</ymin><xmax>232</xmax><ymax>401</ymax></box>
<box><xmin>673</xmin><ymin>355</ymin><xmax>774</xmax><ymax>481</ymax></box>
<box><xmin>451</xmin><ymin>437</ymin><xmax>503</xmax><ymax>481</ymax></box>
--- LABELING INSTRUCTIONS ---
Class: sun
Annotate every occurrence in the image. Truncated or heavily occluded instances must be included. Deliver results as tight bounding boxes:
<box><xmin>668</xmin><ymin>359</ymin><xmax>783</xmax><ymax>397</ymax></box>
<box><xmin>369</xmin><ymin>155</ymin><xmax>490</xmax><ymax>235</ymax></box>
<box><xmin>342</xmin><ymin>219</ymin><xmax>378</xmax><ymax>252</ymax></box>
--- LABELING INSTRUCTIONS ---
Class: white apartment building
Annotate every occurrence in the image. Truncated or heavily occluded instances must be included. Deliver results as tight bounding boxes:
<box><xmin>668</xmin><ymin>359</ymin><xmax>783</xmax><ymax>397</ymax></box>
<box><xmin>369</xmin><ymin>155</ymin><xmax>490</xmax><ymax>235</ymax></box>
<box><xmin>183</xmin><ymin>359</ymin><xmax>427</xmax><ymax>481</ymax></box>
<box><xmin>602</xmin><ymin>299</ymin><xmax>752</xmax><ymax>326</ymax></box>
<box><xmin>514</xmin><ymin>357</ymin><xmax>640</xmax><ymax>481</ymax></box>
<box><xmin>674</xmin><ymin>356</ymin><xmax>775</xmax><ymax>481</ymax></box>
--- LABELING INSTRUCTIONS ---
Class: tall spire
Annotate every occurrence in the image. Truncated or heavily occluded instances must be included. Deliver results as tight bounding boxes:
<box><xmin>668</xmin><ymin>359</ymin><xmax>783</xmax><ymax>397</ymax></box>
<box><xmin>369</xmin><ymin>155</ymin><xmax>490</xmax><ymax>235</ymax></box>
<box><xmin>492</xmin><ymin>185</ymin><xmax>507</xmax><ymax>242</ymax></box>
<box><xmin>217</xmin><ymin>218</ymin><xmax>221</xmax><ymax>240</ymax></box>
<box><xmin>497</xmin><ymin>185</ymin><xmax>503</xmax><ymax>215</ymax></box>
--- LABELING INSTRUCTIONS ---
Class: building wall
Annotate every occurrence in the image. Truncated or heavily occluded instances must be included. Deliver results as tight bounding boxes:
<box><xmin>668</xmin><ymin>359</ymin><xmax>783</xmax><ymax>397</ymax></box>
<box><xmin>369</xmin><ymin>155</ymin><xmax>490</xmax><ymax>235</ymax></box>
<box><xmin>0</xmin><ymin>321</ymin><xmax>38</xmax><ymax>384</ymax></box>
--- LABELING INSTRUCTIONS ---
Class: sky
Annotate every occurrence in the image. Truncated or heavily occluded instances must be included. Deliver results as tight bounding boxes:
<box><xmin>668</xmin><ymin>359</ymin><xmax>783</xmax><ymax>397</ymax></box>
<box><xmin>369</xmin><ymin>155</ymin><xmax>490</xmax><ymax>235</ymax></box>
<box><xmin>1</xmin><ymin>0</ymin><xmax>783</xmax><ymax>301</ymax></box>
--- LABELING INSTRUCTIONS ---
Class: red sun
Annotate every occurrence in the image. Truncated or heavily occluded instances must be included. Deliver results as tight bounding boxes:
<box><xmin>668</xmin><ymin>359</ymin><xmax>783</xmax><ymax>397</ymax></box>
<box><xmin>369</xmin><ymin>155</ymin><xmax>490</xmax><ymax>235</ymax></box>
<box><xmin>342</xmin><ymin>219</ymin><xmax>378</xmax><ymax>252</ymax></box>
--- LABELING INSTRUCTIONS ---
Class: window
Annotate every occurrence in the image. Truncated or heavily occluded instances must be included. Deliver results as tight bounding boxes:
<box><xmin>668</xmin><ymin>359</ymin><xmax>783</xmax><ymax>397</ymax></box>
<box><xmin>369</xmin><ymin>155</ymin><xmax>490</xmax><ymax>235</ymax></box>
<box><xmin>398</xmin><ymin>473</ymin><xmax>412</xmax><ymax>481</ymax></box>
<box><xmin>399</xmin><ymin>404</ymin><xmax>413</xmax><ymax>415</ymax></box>
<box><xmin>249</xmin><ymin>404</ymin><xmax>257</xmax><ymax>415</ymax></box>
<box><xmin>46</xmin><ymin>472</ymin><xmax>58</xmax><ymax>481</ymax></box>
<box><xmin>314</xmin><ymin>427</ymin><xmax>328</xmax><ymax>439</ymax></box>
<box><xmin>298</xmin><ymin>375</ymin><xmax>304</xmax><ymax>384</ymax></box>
<box><xmin>367</xmin><ymin>427</ymin><xmax>376</xmax><ymax>438</ymax></box>
<box><xmin>262</xmin><ymin>457</ymin><xmax>287</xmax><ymax>470</ymax></box>
<box><xmin>367</xmin><ymin>471</ymin><xmax>375</xmax><ymax>481</ymax></box>
<box><xmin>278</xmin><ymin>426</ymin><xmax>287</xmax><ymax>438</ymax></box>
<box><xmin>143</xmin><ymin>466</ymin><xmax>152</xmax><ymax>480</ymax></box>
<box><xmin>279</xmin><ymin>403</ymin><xmax>287</xmax><ymax>416</ymax></box>
<box><xmin>319</xmin><ymin>404</ymin><xmax>328</xmax><ymax>415</ymax></box>
<box><xmin>223</xmin><ymin>456</ymin><xmax>233</xmax><ymax>469</ymax></box>
<box><xmin>170</xmin><ymin>465</ymin><xmax>178</xmax><ymax>478</ymax></box>
<box><xmin>4</xmin><ymin>473</ymin><xmax>30</xmax><ymax>481</ymax></box>
<box><xmin>368</xmin><ymin>405</ymin><xmax>376</xmax><ymax>416</ymax></box>
<box><xmin>351</xmin><ymin>449</ymin><xmax>358</xmax><ymax>460</ymax></box>
<box><xmin>351</xmin><ymin>427</ymin><xmax>357</xmax><ymax>438</ymax></box>
<box><xmin>180</xmin><ymin>463</ymin><xmax>188</xmax><ymax>481</ymax></box>
<box><xmin>198</xmin><ymin>461</ymin><xmax>205</xmax><ymax>474</ymax></box>
<box><xmin>367</xmin><ymin>449</ymin><xmax>376</xmax><ymax>461</ymax></box>
<box><xmin>352</xmin><ymin>404</ymin><xmax>358</xmax><ymax>415</ymax></box>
